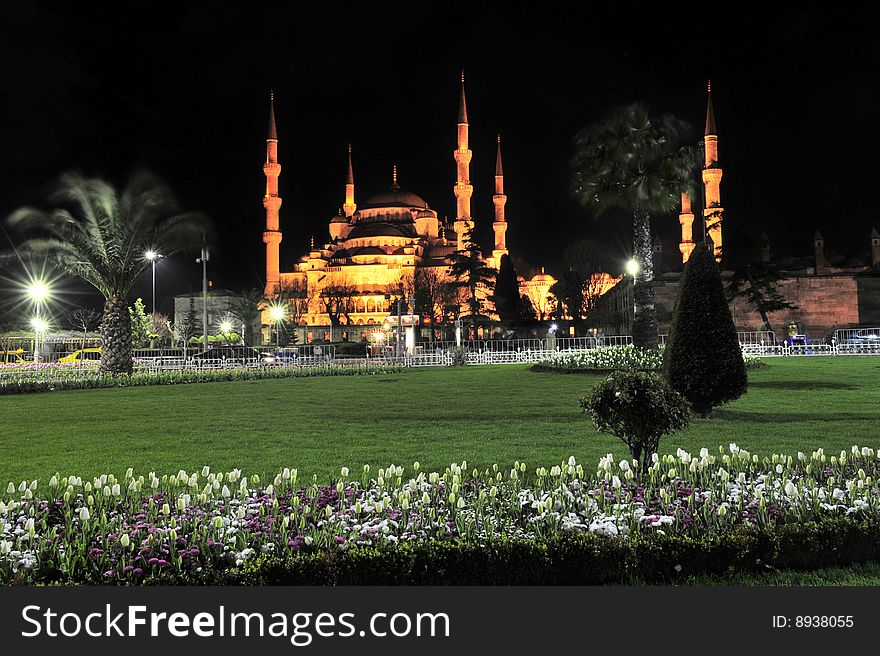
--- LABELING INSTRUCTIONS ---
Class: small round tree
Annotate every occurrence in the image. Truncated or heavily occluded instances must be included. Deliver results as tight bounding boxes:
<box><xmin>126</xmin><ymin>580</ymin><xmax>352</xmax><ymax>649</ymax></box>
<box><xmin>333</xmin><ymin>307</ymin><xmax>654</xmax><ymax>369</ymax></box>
<box><xmin>662</xmin><ymin>243</ymin><xmax>748</xmax><ymax>417</ymax></box>
<box><xmin>581</xmin><ymin>371</ymin><xmax>690</xmax><ymax>476</ymax></box>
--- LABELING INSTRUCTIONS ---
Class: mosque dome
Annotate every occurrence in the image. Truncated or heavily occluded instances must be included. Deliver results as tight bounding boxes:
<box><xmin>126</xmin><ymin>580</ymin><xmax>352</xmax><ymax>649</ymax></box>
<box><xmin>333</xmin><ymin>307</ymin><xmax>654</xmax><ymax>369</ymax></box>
<box><xmin>362</xmin><ymin>187</ymin><xmax>428</xmax><ymax>209</ymax></box>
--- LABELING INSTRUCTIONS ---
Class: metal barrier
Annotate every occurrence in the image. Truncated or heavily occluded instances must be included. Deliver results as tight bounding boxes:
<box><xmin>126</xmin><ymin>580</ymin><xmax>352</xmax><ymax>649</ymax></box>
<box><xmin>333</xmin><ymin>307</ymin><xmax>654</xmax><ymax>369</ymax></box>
<box><xmin>554</xmin><ymin>336</ymin><xmax>598</xmax><ymax>351</ymax></box>
<box><xmin>593</xmin><ymin>335</ymin><xmax>633</xmax><ymax>348</ymax></box>
<box><xmin>404</xmin><ymin>352</ymin><xmax>452</xmax><ymax>367</ymax></box>
<box><xmin>737</xmin><ymin>330</ymin><xmax>777</xmax><ymax>345</ymax></box>
<box><xmin>741</xmin><ymin>344</ymin><xmax>786</xmax><ymax>357</ymax></box>
<box><xmin>483</xmin><ymin>339</ymin><xmax>545</xmax><ymax>352</ymax></box>
<box><xmin>833</xmin><ymin>327</ymin><xmax>880</xmax><ymax>352</ymax></box>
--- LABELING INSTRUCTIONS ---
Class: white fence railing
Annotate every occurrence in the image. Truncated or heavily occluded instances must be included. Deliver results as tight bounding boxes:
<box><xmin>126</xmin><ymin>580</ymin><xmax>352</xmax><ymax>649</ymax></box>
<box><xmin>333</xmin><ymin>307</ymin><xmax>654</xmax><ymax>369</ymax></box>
<box><xmin>6</xmin><ymin>329</ymin><xmax>880</xmax><ymax>378</ymax></box>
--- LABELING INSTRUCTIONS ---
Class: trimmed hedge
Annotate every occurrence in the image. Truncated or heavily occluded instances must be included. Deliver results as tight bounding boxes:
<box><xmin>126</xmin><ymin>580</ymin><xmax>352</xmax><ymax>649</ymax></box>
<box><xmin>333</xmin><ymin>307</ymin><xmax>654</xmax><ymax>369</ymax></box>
<box><xmin>18</xmin><ymin>516</ymin><xmax>880</xmax><ymax>586</ymax></box>
<box><xmin>663</xmin><ymin>243</ymin><xmax>748</xmax><ymax>416</ymax></box>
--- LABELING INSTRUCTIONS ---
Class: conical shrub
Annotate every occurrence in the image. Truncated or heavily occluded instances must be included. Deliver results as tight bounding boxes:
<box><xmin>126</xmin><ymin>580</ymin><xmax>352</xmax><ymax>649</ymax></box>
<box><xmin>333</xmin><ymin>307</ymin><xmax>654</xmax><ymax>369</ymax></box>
<box><xmin>662</xmin><ymin>243</ymin><xmax>747</xmax><ymax>416</ymax></box>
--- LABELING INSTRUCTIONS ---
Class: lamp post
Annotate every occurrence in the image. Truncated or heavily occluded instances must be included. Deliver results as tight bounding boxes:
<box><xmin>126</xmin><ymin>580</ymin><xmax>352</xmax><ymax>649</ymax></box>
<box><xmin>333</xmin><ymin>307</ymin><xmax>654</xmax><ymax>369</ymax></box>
<box><xmin>196</xmin><ymin>235</ymin><xmax>209</xmax><ymax>351</ymax></box>
<box><xmin>28</xmin><ymin>281</ymin><xmax>50</xmax><ymax>364</ymax></box>
<box><xmin>625</xmin><ymin>258</ymin><xmax>640</xmax><ymax>334</ymax></box>
<box><xmin>270</xmin><ymin>304</ymin><xmax>286</xmax><ymax>350</ymax></box>
<box><xmin>144</xmin><ymin>250</ymin><xmax>160</xmax><ymax>314</ymax></box>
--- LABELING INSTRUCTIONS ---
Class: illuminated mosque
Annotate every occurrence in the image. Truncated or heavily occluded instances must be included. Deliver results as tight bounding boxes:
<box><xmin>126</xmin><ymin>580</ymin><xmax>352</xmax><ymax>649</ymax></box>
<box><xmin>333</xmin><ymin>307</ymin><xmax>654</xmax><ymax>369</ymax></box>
<box><xmin>260</xmin><ymin>74</ymin><xmax>554</xmax><ymax>334</ymax></box>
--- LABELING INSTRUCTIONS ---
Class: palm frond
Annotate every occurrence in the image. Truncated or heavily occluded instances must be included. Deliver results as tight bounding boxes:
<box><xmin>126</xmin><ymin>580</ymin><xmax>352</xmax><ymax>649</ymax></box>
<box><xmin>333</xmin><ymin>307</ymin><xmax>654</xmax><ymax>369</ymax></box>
<box><xmin>5</xmin><ymin>171</ymin><xmax>210</xmax><ymax>301</ymax></box>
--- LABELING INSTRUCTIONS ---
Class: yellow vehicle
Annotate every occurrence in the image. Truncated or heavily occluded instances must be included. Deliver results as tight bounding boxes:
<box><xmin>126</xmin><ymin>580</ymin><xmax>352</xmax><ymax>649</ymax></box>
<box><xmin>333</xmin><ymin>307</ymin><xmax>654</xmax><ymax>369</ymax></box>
<box><xmin>59</xmin><ymin>347</ymin><xmax>102</xmax><ymax>363</ymax></box>
<box><xmin>1</xmin><ymin>349</ymin><xmax>27</xmax><ymax>364</ymax></box>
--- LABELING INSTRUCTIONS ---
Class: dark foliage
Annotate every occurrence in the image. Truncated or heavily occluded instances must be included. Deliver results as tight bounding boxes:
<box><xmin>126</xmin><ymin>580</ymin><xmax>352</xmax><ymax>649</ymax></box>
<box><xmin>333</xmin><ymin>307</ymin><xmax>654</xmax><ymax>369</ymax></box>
<box><xmin>580</xmin><ymin>371</ymin><xmax>689</xmax><ymax>475</ymax></box>
<box><xmin>571</xmin><ymin>104</ymin><xmax>697</xmax><ymax>348</ymax></box>
<box><xmin>492</xmin><ymin>254</ymin><xmax>520</xmax><ymax>323</ymax></box>
<box><xmin>726</xmin><ymin>262</ymin><xmax>798</xmax><ymax>336</ymax></box>
<box><xmin>13</xmin><ymin>517</ymin><xmax>880</xmax><ymax>586</ymax></box>
<box><xmin>663</xmin><ymin>243</ymin><xmax>748</xmax><ymax>416</ymax></box>
<box><xmin>518</xmin><ymin>294</ymin><xmax>537</xmax><ymax>321</ymax></box>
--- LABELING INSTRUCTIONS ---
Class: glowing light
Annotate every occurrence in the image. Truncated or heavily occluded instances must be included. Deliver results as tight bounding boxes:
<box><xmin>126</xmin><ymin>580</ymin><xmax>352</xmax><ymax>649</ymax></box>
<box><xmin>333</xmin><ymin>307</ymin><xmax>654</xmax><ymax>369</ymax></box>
<box><xmin>219</xmin><ymin>320</ymin><xmax>233</xmax><ymax>334</ymax></box>
<box><xmin>28</xmin><ymin>281</ymin><xmax>50</xmax><ymax>303</ymax></box>
<box><xmin>144</xmin><ymin>250</ymin><xmax>159</xmax><ymax>261</ymax></box>
<box><xmin>30</xmin><ymin>317</ymin><xmax>48</xmax><ymax>333</ymax></box>
<box><xmin>625</xmin><ymin>259</ymin><xmax>640</xmax><ymax>276</ymax></box>
<box><xmin>550</xmin><ymin>323</ymin><xmax>558</xmax><ymax>333</ymax></box>
<box><xmin>269</xmin><ymin>304</ymin><xmax>286</xmax><ymax>322</ymax></box>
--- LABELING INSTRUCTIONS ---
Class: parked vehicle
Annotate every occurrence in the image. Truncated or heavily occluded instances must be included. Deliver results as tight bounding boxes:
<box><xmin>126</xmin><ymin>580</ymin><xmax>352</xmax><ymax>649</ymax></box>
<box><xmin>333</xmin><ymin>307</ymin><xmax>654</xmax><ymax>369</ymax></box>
<box><xmin>1</xmin><ymin>350</ymin><xmax>27</xmax><ymax>364</ymax></box>
<box><xmin>273</xmin><ymin>348</ymin><xmax>299</xmax><ymax>364</ymax></box>
<box><xmin>843</xmin><ymin>329</ymin><xmax>880</xmax><ymax>345</ymax></box>
<box><xmin>58</xmin><ymin>348</ymin><xmax>102</xmax><ymax>363</ymax></box>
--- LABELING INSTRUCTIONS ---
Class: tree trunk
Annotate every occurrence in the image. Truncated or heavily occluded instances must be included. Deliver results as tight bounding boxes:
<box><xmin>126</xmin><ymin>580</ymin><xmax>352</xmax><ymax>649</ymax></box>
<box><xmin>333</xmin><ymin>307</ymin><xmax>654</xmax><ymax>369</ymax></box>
<box><xmin>632</xmin><ymin>207</ymin><xmax>660</xmax><ymax>348</ymax></box>
<box><xmin>100</xmin><ymin>295</ymin><xmax>133</xmax><ymax>375</ymax></box>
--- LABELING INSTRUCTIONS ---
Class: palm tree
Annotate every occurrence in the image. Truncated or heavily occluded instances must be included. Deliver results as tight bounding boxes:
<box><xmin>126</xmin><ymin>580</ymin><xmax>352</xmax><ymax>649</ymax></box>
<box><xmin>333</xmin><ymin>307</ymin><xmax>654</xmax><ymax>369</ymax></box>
<box><xmin>571</xmin><ymin>103</ymin><xmax>696</xmax><ymax>348</ymax></box>
<box><xmin>7</xmin><ymin>171</ymin><xmax>208</xmax><ymax>374</ymax></box>
<box><xmin>227</xmin><ymin>288</ymin><xmax>267</xmax><ymax>347</ymax></box>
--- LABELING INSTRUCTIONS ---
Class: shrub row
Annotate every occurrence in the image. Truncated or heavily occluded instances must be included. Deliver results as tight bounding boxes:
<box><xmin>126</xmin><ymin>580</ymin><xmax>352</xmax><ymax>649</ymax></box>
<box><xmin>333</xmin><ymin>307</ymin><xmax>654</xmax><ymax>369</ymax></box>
<box><xmin>230</xmin><ymin>517</ymin><xmax>880</xmax><ymax>585</ymax></box>
<box><xmin>18</xmin><ymin>516</ymin><xmax>879</xmax><ymax>586</ymax></box>
<box><xmin>0</xmin><ymin>363</ymin><xmax>404</xmax><ymax>395</ymax></box>
<box><xmin>533</xmin><ymin>346</ymin><xmax>765</xmax><ymax>375</ymax></box>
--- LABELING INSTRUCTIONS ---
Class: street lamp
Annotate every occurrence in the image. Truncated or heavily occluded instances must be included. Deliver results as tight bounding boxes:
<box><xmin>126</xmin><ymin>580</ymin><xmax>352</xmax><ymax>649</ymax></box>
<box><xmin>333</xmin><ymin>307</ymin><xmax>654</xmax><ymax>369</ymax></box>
<box><xmin>27</xmin><ymin>280</ymin><xmax>50</xmax><ymax>363</ymax></box>
<box><xmin>219</xmin><ymin>319</ymin><xmax>233</xmax><ymax>345</ymax></box>
<box><xmin>269</xmin><ymin>304</ymin><xmax>286</xmax><ymax>350</ymax></box>
<box><xmin>625</xmin><ymin>258</ymin><xmax>640</xmax><ymax>277</ymax></box>
<box><xmin>144</xmin><ymin>250</ymin><xmax>160</xmax><ymax>314</ymax></box>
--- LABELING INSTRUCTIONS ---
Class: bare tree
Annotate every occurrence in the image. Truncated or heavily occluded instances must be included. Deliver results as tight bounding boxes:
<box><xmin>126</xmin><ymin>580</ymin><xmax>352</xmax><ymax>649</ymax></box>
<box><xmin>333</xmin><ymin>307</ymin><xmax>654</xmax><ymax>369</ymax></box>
<box><xmin>282</xmin><ymin>278</ymin><xmax>311</xmax><ymax>328</ymax></box>
<box><xmin>320</xmin><ymin>274</ymin><xmax>357</xmax><ymax>327</ymax></box>
<box><xmin>68</xmin><ymin>308</ymin><xmax>101</xmax><ymax>352</ymax></box>
<box><xmin>149</xmin><ymin>312</ymin><xmax>173</xmax><ymax>346</ymax></box>
<box><xmin>414</xmin><ymin>267</ymin><xmax>458</xmax><ymax>336</ymax></box>
<box><xmin>227</xmin><ymin>289</ymin><xmax>265</xmax><ymax>346</ymax></box>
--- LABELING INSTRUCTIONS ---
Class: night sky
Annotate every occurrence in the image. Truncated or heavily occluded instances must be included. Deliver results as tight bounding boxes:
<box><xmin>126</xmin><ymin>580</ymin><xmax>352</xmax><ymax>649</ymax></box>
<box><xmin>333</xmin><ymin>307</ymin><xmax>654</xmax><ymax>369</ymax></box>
<box><xmin>1</xmin><ymin>1</ymin><xmax>879</xmax><ymax>319</ymax></box>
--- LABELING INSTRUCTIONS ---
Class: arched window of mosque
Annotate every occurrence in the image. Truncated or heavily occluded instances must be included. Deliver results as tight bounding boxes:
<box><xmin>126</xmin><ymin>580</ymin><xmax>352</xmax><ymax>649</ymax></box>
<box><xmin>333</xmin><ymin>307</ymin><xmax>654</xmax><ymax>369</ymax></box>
<box><xmin>367</xmin><ymin>299</ymin><xmax>375</xmax><ymax>313</ymax></box>
<box><xmin>307</xmin><ymin>331</ymin><xmax>313</xmax><ymax>344</ymax></box>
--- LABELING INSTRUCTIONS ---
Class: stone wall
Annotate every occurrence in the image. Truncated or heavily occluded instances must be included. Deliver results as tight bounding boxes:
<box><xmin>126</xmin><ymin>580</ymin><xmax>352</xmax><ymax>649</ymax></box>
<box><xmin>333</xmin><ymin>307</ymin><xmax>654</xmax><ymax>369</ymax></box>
<box><xmin>604</xmin><ymin>271</ymin><xmax>880</xmax><ymax>341</ymax></box>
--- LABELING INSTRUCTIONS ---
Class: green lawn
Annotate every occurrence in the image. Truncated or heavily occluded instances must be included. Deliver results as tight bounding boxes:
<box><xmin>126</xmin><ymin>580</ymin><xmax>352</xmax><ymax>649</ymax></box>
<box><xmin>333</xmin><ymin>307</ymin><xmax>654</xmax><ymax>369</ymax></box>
<box><xmin>1</xmin><ymin>357</ymin><xmax>878</xmax><ymax>484</ymax></box>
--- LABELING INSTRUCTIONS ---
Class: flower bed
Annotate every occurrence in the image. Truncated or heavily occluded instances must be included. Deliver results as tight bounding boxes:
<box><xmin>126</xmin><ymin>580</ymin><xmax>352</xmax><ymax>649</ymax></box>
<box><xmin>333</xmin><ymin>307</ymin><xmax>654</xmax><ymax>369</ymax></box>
<box><xmin>533</xmin><ymin>346</ymin><xmax>764</xmax><ymax>373</ymax></box>
<box><xmin>2</xmin><ymin>444</ymin><xmax>880</xmax><ymax>584</ymax></box>
<box><xmin>534</xmin><ymin>346</ymin><xmax>663</xmax><ymax>373</ymax></box>
<box><xmin>0</xmin><ymin>362</ymin><xmax>404</xmax><ymax>395</ymax></box>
